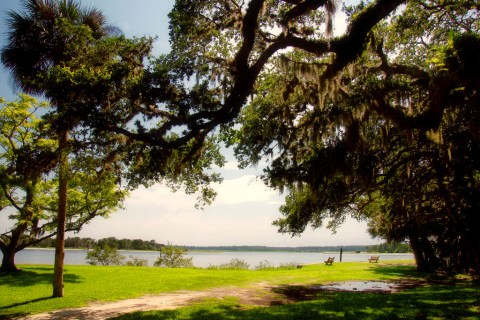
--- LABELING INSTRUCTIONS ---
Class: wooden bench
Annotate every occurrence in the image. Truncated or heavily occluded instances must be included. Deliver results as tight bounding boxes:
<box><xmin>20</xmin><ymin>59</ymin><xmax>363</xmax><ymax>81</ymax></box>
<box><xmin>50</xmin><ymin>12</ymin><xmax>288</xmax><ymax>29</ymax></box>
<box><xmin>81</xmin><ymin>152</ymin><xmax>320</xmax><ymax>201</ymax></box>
<box><xmin>324</xmin><ymin>257</ymin><xmax>335</xmax><ymax>265</ymax></box>
<box><xmin>368</xmin><ymin>256</ymin><xmax>380</xmax><ymax>263</ymax></box>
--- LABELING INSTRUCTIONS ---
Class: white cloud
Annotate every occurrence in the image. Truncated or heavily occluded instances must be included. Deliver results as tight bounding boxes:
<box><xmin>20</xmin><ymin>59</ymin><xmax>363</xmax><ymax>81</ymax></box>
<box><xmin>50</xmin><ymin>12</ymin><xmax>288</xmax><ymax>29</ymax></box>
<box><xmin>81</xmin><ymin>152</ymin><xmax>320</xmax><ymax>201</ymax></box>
<box><xmin>127</xmin><ymin>184</ymin><xmax>197</xmax><ymax>212</ymax></box>
<box><xmin>213</xmin><ymin>175</ymin><xmax>282</xmax><ymax>205</ymax></box>
<box><xmin>77</xmin><ymin>175</ymin><xmax>380</xmax><ymax>247</ymax></box>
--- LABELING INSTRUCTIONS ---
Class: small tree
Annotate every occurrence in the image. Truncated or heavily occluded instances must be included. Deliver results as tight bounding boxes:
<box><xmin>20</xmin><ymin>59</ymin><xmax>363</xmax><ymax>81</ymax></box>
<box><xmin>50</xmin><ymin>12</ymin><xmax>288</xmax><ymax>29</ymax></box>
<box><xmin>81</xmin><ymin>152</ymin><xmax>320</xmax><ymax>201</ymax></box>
<box><xmin>0</xmin><ymin>95</ymin><xmax>128</xmax><ymax>272</ymax></box>
<box><xmin>154</xmin><ymin>244</ymin><xmax>193</xmax><ymax>268</ymax></box>
<box><xmin>1</xmin><ymin>0</ymin><xmax>152</xmax><ymax>296</ymax></box>
<box><xmin>85</xmin><ymin>245</ymin><xmax>125</xmax><ymax>266</ymax></box>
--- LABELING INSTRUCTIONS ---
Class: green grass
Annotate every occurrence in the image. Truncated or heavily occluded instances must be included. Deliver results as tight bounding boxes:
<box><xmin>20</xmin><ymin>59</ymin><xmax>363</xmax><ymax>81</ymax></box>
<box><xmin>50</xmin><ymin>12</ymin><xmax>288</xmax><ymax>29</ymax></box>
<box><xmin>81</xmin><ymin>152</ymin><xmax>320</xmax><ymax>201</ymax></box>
<box><xmin>1</xmin><ymin>261</ymin><xmax>478</xmax><ymax>319</ymax></box>
<box><xmin>113</xmin><ymin>282</ymin><xmax>480</xmax><ymax>320</ymax></box>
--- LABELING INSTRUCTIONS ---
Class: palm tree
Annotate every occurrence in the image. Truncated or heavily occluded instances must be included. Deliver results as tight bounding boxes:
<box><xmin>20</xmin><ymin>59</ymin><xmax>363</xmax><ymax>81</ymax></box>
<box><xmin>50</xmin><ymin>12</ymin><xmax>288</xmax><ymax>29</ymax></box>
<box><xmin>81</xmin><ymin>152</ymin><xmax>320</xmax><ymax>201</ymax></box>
<box><xmin>1</xmin><ymin>0</ymin><xmax>118</xmax><ymax>297</ymax></box>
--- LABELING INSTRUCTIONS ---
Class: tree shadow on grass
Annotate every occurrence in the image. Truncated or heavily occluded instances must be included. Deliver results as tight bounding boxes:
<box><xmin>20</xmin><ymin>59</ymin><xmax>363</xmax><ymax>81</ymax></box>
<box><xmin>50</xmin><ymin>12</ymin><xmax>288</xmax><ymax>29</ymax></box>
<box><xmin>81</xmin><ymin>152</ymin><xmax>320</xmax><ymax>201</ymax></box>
<box><xmin>370</xmin><ymin>263</ymin><xmax>471</xmax><ymax>289</ymax></box>
<box><xmin>0</xmin><ymin>267</ymin><xmax>83</xmax><ymax>288</ymax></box>
<box><xmin>0</xmin><ymin>268</ymin><xmax>83</xmax><ymax>319</ymax></box>
<box><xmin>0</xmin><ymin>296</ymin><xmax>55</xmax><ymax>319</ymax></box>
<box><xmin>0</xmin><ymin>267</ymin><xmax>83</xmax><ymax>290</ymax></box>
<box><xmin>371</xmin><ymin>264</ymin><xmax>424</xmax><ymax>277</ymax></box>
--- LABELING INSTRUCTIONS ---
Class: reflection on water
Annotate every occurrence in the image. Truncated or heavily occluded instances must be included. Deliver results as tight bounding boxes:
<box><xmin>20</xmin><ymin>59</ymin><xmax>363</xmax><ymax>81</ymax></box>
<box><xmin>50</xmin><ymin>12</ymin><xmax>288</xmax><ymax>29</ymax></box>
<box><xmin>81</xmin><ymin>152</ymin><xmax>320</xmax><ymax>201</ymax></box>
<box><xmin>317</xmin><ymin>281</ymin><xmax>398</xmax><ymax>292</ymax></box>
<box><xmin>9</xmin><ymin>248</ymin><xmax>414</xmax><ymax>268</ymax></box>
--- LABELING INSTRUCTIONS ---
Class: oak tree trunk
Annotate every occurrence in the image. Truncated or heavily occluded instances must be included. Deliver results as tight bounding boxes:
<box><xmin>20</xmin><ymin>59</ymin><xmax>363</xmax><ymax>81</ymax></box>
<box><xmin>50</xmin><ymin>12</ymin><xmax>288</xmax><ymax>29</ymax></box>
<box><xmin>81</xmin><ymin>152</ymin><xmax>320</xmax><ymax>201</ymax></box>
<box><xmin>409</xmin><ymin>230</ymin><xmax>432</xmax><ymax>272</ymax></box>
<box><xmin>0</xmin><ymin>226</ymin><xmax>25</xmax><ymax>273</ymax></box>
<box><xmin>0</xmin><ymin>246</ymin><xmax>20</xmax><ymax>273</ymax></box>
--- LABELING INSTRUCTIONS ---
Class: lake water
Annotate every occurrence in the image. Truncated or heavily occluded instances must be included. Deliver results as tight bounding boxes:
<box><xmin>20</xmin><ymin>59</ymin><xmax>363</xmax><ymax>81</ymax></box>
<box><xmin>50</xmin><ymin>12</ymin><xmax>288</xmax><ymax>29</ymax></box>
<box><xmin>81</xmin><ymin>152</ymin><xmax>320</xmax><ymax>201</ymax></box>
<box><xmin>10</xmin><ymin>248</ymin><xmax>414</xmax><ymax>268</ymax></box>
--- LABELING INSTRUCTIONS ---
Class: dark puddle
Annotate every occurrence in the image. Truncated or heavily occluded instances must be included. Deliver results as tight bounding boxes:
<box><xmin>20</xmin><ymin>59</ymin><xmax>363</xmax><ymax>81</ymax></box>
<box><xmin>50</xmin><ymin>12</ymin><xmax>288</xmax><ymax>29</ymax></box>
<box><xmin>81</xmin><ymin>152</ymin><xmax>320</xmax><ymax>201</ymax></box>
<box><xmin>273</xmin><ymin>280</ymin><xmax>424</xmax><ymax>303</ymax></box>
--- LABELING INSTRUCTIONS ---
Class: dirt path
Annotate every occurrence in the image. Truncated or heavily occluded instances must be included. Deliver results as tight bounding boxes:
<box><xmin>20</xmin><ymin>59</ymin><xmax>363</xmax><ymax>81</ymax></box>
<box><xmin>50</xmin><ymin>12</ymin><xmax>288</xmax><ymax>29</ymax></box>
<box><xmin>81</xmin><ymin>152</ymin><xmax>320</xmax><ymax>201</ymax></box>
<box><xmin>14</xmin><ymin>280</ymin><xmax>417</xmax><ymax>320</ymax></box>
<box><xmin>15</xmin><ymin>283</ymin><xmax>283</xmax><ymax>320</ymax></box>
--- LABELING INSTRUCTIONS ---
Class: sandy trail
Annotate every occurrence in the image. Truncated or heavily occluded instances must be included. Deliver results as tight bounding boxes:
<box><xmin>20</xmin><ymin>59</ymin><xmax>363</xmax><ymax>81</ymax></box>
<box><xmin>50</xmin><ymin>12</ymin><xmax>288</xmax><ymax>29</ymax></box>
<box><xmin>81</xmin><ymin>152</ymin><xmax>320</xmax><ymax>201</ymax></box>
<box><xmin>14</xmin><ymin>283</ymin><xmax>280</xmax><ymax>320</ymax></box>
<box><xmin>13</xmin><ymin>280</ymin><xmax>414</xmax><ymax>320</ymax></box>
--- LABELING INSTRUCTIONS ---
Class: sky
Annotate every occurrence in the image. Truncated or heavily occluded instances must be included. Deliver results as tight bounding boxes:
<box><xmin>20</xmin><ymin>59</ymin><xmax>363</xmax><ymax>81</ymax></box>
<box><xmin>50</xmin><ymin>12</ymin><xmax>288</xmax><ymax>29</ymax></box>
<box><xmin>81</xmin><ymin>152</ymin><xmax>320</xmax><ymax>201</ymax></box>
<box><xmin>0</xmin><ymin>0</ymin><xmax>381</xmax><ymax>247</ymax></box>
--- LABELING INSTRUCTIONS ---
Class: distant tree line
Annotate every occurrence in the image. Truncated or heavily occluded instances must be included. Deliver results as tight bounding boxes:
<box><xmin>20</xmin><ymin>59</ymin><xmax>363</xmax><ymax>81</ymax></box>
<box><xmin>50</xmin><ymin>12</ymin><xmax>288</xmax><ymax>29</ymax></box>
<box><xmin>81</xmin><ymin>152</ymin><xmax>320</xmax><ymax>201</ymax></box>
<box><xmin>366</xmin><ymin>243</ymin><xmax>411</xmax><ymax>254</ymax></box>
<box><xmin>180</xmin><ymin>245</ymin><xmax>370</xmax><ymax>253</ymax></box>
<box><xmin>32</xmin><ymin>237</ymin><xmax>163</xmax><ymax>251</ymax></box>
<box><xmin>182</xmin><ymin>244</ymin><xmax>411</xmax><ymax>253</ymax></box>
<box><xmin>32</xmin><ymin>237</ymin><xmax>410</xmax><ymax>253</ymax></box>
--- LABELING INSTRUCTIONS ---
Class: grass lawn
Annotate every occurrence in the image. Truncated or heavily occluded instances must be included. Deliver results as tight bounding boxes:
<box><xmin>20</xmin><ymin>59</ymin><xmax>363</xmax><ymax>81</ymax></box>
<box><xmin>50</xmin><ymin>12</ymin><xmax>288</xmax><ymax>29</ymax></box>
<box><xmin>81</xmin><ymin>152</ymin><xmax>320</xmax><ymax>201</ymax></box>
<box><xmin>1</xmin><ymin>261</ymin><xmax>479</xmax><ymax>319</ymax></box>
<box><xmin>113</xmin><ymin>283</ymin><xmax>480</xmax><ymax>320</ymax></box>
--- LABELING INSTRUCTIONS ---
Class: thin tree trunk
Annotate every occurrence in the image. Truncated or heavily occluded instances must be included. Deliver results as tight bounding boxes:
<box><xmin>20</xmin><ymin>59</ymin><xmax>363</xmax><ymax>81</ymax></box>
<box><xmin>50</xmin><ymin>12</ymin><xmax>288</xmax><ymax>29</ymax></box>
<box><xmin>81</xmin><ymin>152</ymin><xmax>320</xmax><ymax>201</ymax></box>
<box><xmin>53</xmin><ymin>129</ymin><xmax>69</xmax><ymax>298</ymax></box>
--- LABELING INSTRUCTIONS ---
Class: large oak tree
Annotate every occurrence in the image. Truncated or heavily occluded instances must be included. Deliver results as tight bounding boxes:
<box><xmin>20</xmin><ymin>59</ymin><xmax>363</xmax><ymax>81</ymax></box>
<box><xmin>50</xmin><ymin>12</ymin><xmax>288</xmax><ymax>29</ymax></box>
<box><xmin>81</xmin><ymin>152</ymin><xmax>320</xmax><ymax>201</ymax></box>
<box><xmin>128</xmin><ymin>0</ymin><xmax>478</xmax><ymax>274</ymax></box>
<box><xmin>231</xmin><ymin>1</ymin><xmax>480</xmax><ymax>273</ymax></box>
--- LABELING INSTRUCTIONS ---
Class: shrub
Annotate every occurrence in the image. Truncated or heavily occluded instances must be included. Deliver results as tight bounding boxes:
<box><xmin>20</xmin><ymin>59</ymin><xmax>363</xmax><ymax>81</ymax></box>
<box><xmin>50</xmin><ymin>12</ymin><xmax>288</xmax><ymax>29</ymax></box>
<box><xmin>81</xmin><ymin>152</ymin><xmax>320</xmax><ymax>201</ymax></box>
<box><xmin>208</xmin><ymin>258</ymin><xmax>250</xmax><ymax>270</ymax></box>
<box><xmin>125</xmin><ymin>256</ymin><xmax>149</xmax><ymax>266</ymax></box>
<box><xmin>154</xmin><ymin>244</ymin><xmax>194</xmax><ymax>268</ymax></box>
<box><xmin>278</xmin><ymin>262</ymin><xmax>300</xmax><ymax>269</ymax></box>
<box><xmin>85</xmin><ymin>245</ymin><xmax>125</xmax><ymax>266</ymax></box>
<box><xmin>255</xmin><ymin>260</ymin><xmax>275</xmax><ymax>270</ymax></box>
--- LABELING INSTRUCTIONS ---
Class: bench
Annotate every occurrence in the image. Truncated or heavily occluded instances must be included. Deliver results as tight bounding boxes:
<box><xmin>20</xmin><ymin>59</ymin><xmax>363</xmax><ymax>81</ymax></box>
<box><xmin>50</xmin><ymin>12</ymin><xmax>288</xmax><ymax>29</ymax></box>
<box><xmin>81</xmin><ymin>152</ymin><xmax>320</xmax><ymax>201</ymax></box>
<box><xmin>368</xmin><ymin>256</ymin><xmax>380</xmax><ymax>263</ymax></box>
<box><xmin>324</xmin><ymin>257</ymin><xmax>335</xmax><ymax>265</ymax></box>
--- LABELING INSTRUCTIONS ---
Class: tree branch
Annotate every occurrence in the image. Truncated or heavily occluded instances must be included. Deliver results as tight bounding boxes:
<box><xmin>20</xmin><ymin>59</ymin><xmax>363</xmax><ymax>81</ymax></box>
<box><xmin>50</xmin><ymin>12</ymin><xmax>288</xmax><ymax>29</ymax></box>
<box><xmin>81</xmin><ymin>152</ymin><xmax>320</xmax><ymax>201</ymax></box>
<box><xmin>1</xmin><ymin>185</ymin><xmax>22</xmax><ymax>212</ymax></box>
<box><xmin>282</xmin><ymin>0</ymin><xmax>328</xmax><ymax>25</ymax></box>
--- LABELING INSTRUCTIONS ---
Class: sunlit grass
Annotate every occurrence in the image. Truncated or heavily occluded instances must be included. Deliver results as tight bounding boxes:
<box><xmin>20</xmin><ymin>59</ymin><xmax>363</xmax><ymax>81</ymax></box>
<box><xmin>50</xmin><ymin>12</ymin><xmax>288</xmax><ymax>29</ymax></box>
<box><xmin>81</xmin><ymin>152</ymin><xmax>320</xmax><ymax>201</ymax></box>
<box><xmin>113</xmin><ymin>282</ymin><xmax>480</xmax><ymax>320</ymax></box>
<box><xmin>2</xmin><ymin>260</ymin><xmax>472</xmax><ymax>319</ymax></box>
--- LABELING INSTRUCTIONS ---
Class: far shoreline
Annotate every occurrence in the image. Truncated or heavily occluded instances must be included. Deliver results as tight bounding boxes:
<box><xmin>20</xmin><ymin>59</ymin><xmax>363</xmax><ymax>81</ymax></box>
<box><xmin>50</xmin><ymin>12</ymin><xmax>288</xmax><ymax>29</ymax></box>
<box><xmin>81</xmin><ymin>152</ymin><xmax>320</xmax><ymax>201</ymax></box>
<box><xmin>20</xmin><ymin>247</ymin><xmax>411</xmax><ymax>254</ymax></box>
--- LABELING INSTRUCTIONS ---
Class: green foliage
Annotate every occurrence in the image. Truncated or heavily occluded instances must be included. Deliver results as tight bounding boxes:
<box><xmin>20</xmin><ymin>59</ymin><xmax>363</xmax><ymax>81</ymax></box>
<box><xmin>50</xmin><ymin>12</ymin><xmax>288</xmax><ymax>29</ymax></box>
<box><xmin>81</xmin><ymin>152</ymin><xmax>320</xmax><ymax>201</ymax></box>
<box><xmin>0</xmin><ymin>95</ymin><xmax>127</xmax><ymax>272</ymax></box>
<box><xmin>208</xmin><ymin>258</ymin><xmax>250</xmax><ymax>270</ymax></box>
<box><xmin>96</xmin><ymin>238</ymin><xmax>163</xmax><ymax>251</ymax></box>
<box><xmin>85</xmin><ymin>245</ymin><xmax>126</xmax><ymax>266</ymax></box>
<box><xmin>366</xmin><ymin>242</ymin><xmax>411</xmax><ymax>254</ymax></box>
<box><xmin>0</xmin><ymin>0</ymin><xmax>224</xmax><ymax>280</ymax></box>
<box><xmin>34</xmin><ymin>237</ymin><xmax>163</xmax><ymax>251</ymax></box>
<box><xmin>154</xmin><ymin>244</ymin><xmax>194</xmax><ymax>268</ymax></box>
<box><xmin>1</xmin><ymin>1</ymin><xmax>147</xmax><ymax>295</ymax></box>
<box><xmin>64</xmin><ymin>237</ymin><xmax>96</xmax><ymax>249</ymax></box>
<box><xmin>125</xmin><ymin>257</ymin><xmax>149</xmax><ymax>267</ymax></box>
<box><xmin>232</xmin><ymin>1</ymin><xmax>480</xmax><ymax>274</ymax></box>
<box><xmin>255</xmin><ymin>260</ymin><xmax>275</xmax><ymax>270</ymax></box>
<box><xmin>2</xmin><ymin>0</ymin><xmax>477</xmax><ymax>280</ymax></box>
<box><xmin>100</xmin><ymin>0</ymin><xmax>404</xmax><ymax>213</ymax></box>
